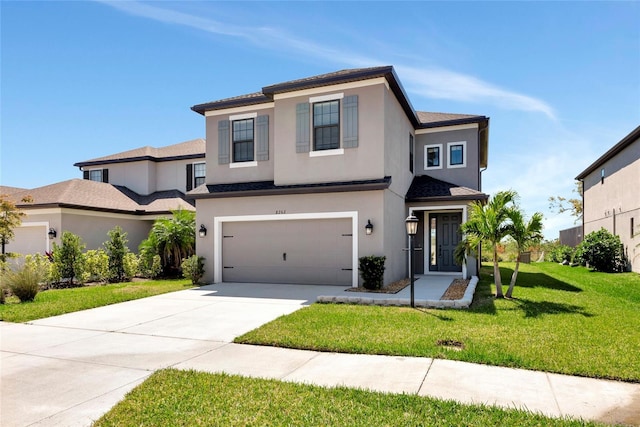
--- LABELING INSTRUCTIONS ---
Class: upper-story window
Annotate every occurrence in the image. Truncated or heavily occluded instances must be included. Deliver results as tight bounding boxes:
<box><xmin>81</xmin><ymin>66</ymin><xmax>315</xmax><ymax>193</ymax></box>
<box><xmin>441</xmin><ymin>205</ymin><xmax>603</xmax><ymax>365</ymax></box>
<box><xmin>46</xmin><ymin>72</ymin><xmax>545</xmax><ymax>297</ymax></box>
<box><xmin>296</xmin><ymin>93</ymin><xmax>358</xmax><ymax>157</ymax></box>
<box><xmin>447</xmin><ymin>141</ymin><xmax>466</xmax><ymax>168</ymax></box>
<box><xmin>601</xmin><ymin>168</ymin><xmax>605</xmax><ymax>184</ymax></box>
<box><xmin>313</xmin><ymin>100</ymin><xmax>340</xmax><ymax>151</ymax></box>
<box><xmin>232</xmin><ymin>118</ymin><xmax>254</xmax><ymax>162</ymax></box>
<box><xmin>424</xmin><ymin>144</ymin><xmax>442</xmax><ymax>170</ymax></box>
<box><xmin>84</xmin><ymin>168</ymin><xmax>108</xmax><ymax>183</ymax></box>
<box><xmin>409</xmin><ymin>134</ymin><xmax>414</xmax><ymax>173</ymax></box>
<box><xmin>193</xmin><ymin>162</ymin><xmax>206</xmax><ymax>187</ymax></box>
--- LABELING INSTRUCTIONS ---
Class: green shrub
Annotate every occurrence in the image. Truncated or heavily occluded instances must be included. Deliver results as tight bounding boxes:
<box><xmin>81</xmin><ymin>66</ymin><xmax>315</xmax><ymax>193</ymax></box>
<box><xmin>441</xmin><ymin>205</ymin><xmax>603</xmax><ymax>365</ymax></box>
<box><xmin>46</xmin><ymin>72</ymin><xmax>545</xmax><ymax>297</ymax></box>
<box><xmin>84</xmin><ymin>249</ymin><xmax>109</xmax><ymax>283</ymax></box>
<box><xmin>139</xmin><ymin>253</ymin><xmax>162</xmax><ymax>279</ymax></box>
<box><xmin>181</xmin><ymin>255</ymin><xmax>205</xmax><ymax>285</ymax></box>
<box><xmin>52</xmin><ymin>231</ymin><xmax>86</xmax><ymax>285</ymax></box>
<box><xmin>123</xmin><ymin>252</ymin><xmax>139</xmax><ymax>281</ymax></box>
<box><xmin>104</xmin><ymin>226</ymin><xmax>129</xmax><ymax>283</ymax></box>
<box><xmin>5</xmin><ymin>264</ymin><xmax>42</xmax><ymax>302</ymax></box>
<box><xmin>358</xmin><ymin>255</ymin><xmax>386</xmax><ymax>290</ymax></box>
<box><xmin>549</xmin><ymin>244</ymin><xmax>574</xmax><ymax>263</ymax></box>
<box><xmin>574</xmin><ymin>228</ymin><xmax>627</xmax><ymax>272</ymax></box>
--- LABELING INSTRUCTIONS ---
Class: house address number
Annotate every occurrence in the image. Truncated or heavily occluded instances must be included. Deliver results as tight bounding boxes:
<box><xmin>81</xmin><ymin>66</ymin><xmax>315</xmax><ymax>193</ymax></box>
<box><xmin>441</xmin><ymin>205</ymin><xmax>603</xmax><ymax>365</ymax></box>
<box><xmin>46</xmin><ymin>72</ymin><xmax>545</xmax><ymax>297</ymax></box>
<box><xmin>275</xmin><ymin>210</ymin><xmax>286</xmax><ymax>214</ymax></box>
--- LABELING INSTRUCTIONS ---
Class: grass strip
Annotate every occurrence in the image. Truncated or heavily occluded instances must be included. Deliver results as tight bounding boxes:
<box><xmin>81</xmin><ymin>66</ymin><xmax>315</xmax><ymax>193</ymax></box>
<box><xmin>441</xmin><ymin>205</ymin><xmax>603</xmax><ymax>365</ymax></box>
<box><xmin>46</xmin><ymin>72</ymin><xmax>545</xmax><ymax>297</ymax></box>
<box><xmin>0</xmin><ymin>279</ymin><xmax>193</xmax><ymax>322</ymax></box>
<box><xmin>236</xmin><ymin>263</ymin><xmax>640</xmax><ymax>382</ymax></box>
<box><xmin>94</xmin><ymin>369</ymin><xmax>599</xmax><ymax>427</ymax></box>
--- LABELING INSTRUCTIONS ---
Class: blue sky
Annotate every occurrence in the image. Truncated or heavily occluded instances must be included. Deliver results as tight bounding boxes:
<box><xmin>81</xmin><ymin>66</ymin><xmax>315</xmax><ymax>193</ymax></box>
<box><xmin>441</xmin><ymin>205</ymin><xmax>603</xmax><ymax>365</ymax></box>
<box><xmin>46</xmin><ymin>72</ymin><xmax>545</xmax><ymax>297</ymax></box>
<box><xmin>1</xmin><ymin>1</ymin><xmax>639</xmax><ymax>239</ymax></box>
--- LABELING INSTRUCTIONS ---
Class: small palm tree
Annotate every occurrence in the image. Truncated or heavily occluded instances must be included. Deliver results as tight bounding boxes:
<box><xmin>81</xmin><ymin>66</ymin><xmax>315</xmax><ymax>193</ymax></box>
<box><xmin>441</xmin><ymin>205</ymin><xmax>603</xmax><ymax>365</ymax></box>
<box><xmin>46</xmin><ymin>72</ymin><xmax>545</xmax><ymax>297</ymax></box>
<box><xmin>505</xmin><ymin>208</ymin><xmax>544</xmax><ymax>298</ymax></box>
<box><xmin>152</xmin><ymin>208</ymin><xmax>195</xmax><ymax>272</ymax></box>
<box><xmin>460</xmin><ymin>190</ymin><xmax>516</xmax><ymax>298</ymax></box>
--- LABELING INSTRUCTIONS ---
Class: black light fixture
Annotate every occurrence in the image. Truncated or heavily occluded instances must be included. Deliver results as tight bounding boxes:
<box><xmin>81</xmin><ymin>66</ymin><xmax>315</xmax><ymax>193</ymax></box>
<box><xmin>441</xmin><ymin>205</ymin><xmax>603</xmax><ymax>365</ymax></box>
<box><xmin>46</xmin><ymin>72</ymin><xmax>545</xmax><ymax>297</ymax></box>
<box><xmin>365</xmin><ymin>219</ymin><xmax>373</xmax><ymax>235</ymax></box>
<box><xmin>48</xmin><ymin>228</ymin><xmax>57</xmax><ymax>239</ymax></box>
<box><xmin>405</xmin><ymin>214</ymin><xmax>419</xmax><ymax>308</ymax></box>
<box><xmin>199</xmin><ymin>224</ymin><xmax>207</xmax><ymax>238</ymax></box>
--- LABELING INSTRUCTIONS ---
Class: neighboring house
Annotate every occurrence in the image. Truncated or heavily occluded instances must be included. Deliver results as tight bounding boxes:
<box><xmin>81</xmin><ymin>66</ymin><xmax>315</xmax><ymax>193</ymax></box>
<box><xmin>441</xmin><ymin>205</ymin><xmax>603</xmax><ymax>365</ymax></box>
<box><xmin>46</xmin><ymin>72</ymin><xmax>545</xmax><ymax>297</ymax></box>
<box><xmin>576</xmin><ymin>125</ymin><xmax>640</xmax><ymax>273</ymax></box>
<box><xmin>189</xmin><ymin>66</ymin><xmax>489</xmax><ymax>286</ymax></box>
<box><xmin>2</xmin><ymin>139</ymin><xmax>203</xmax><ymax>256</ymax></box>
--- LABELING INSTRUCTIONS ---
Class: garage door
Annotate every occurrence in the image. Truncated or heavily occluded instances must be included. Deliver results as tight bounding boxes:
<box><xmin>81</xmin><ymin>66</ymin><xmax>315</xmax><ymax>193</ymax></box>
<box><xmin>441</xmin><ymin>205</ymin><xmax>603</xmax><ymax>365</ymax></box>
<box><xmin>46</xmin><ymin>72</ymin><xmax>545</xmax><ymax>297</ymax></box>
<box><xmin>6</xmin><ymin>226</ymin><xmax>47</xmax><ymax>255</ymax></box>
<box><xmin>221</xmin><ymin>218</ymin><xmax>352</xmax><ymax>285</ymax></box>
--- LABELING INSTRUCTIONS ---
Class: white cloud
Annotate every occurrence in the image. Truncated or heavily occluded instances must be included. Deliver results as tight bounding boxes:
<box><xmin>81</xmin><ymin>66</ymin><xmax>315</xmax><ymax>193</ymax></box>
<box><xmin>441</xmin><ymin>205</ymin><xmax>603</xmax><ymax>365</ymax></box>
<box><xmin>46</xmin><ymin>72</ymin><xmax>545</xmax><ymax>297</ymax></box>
<box><xmin>96</xmin><ymin>0</ymin><xmax>555</xmax><ymax>118</ymax></box>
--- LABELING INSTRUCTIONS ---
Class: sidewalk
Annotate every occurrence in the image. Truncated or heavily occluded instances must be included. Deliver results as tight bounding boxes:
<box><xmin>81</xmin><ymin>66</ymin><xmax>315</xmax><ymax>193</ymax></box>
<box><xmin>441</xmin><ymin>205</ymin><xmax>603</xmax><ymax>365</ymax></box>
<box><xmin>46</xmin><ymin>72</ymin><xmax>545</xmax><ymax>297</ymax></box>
<box><xmin>1</xmin><ymin>282</ymin><xmax>639</xmax><ymax>426</ymax></box>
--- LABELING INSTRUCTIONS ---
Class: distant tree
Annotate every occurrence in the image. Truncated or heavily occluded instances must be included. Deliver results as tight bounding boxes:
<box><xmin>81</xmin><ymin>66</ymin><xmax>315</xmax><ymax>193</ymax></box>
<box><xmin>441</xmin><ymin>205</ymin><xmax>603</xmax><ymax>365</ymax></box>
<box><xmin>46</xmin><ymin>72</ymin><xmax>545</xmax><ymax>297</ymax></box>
<box><xmin>460</xmin><ymin>190</ymin><xmax>517</xmax><ymax>298</ymax></box>
<box><xmin>0</xmin><ymin>194</ymin><xmax>32</xmax><ymax>260</ymax></box>
<box><xmin>505</xmin><ymin>208</ymin><xmax>544</xmax><ymax>298</ymax></box>
<box><xmin>548</xmin><ymin>181</ymin><xmax>583</xmax><ymax>223</ymax></box>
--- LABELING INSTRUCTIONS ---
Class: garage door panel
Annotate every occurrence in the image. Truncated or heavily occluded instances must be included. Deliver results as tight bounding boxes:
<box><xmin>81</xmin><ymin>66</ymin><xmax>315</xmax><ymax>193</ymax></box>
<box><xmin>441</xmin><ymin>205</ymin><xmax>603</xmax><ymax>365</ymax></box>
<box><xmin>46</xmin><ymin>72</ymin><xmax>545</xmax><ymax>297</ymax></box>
<box><xmin>222</xmin><ymin>218</ymin><xmax>352</xmax><ymax>285</ymax></box>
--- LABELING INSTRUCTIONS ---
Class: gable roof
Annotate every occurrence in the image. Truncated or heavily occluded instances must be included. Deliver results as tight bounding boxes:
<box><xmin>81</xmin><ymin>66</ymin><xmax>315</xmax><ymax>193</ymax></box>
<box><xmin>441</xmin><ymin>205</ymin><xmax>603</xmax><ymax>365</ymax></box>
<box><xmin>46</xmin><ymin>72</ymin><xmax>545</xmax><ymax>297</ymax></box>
<box><xmin>576</xmin><ymin>125</ymin><xmax>640</xmax><ymax>180</ymax></box>
<box><xmin>7</xmin><ymin>179</ymin><xmax>194</xmax><ymax>215</ymax></box>
<box><xmin>405</xmin><ymin>175</ymin><xmax>488</xmax><ymax>202</ymax></box>
<box><xmin>74</xmin><ymin>138</ymin><xmax>205</xmax><ymax>168</ymax></box>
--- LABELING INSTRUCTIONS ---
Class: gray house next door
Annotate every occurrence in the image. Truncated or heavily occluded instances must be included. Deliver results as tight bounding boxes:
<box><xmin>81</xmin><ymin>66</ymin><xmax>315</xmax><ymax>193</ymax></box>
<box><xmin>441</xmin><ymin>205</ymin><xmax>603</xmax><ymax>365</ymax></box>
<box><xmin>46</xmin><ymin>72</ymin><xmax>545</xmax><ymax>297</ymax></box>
<box><xmin>428</xmin><ymin>213</ymin><xmax>462</xmax><ymax>272</ymax></box>
<box><xmin>221</xmin><ymin>218</ymin><xmax>352</xmax><ymax>285</ymax></box>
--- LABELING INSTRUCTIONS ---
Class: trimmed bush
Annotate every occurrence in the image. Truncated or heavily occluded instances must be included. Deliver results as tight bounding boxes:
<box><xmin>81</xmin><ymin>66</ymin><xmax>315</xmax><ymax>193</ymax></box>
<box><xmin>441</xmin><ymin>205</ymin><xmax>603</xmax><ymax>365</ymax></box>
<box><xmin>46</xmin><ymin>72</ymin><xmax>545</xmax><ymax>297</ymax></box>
<box><xmin>574</xmin><ymin>228</ymin><xmax>627</xmax><ymax>272</ymax></box>
<box><xmin>181</xmin><ymin>255</ymin><xmax>205</xmax><ymax>285</ymax></box>
<box><xmin>5</xmin><ymin>264</ymin><xmax>41</xmax><ymax>302</ymax></box>
<box><xmin>52</xmin><ymin>231</ymin><xmax>86</xmax><ymax>285</ymax></box>
<box><xmin>140</xmin><ymin>254</ymin><xmax>162</xmax><ymax>279</ymax></box>
<box><xmin>549</xmin><ymin>244</ymin><xmax>574</xmax><ymax>263</ymax></box>
<box><xmin>84</xmin><ymin>249</ymin><xmax>109</xmax><ymax>283</ymax></box>
<box><xmin>123</xmin><ymin>252</ymin><xmax>139</xmax><ymax>281</ymax></box>
<box><xmin>358</xmin><ymin>255</ymin><xmax>386</xmax><ymax>290</ymax></box>
<box><xmin>104</xmin><ymin>226</ymin><xmax>129</xmax><ymax>283</ymax></box>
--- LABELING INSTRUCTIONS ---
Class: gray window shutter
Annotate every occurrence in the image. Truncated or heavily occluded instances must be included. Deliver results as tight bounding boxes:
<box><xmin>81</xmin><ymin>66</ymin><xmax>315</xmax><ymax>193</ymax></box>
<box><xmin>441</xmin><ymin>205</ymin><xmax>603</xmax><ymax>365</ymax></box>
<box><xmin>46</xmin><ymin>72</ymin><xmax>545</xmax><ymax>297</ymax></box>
<box><xmin>343</xmin><ymin>95</ymin><xmax>358</xmax><ymax>148</ymax></box>
<box><xmin>218</xmin><ymin>119</ymin><xmax>230</xmax><ymax>164</ymax></box>
<box><xmin>186</xmin><ymin>164</ymin><xmax>193</xmax><ymax>191</ymax></box>
<box><xmin>102</xmin><ymin>169</ymin><xmax>109</xmax><ymax>183</ymax></box>
<box><xmin>296</xmin><ymin>102</ymin><xmax>310</xmax><ymax>153</ymax></box>
<box><xmin>83</xmin><ymin>170</ymin><xmax>89</xmax><ymax>180</ymax></box>
<box><xmin>256</xmin><ymin>115</ymin><xmax>269</xmax><ymax>161</ymax></box>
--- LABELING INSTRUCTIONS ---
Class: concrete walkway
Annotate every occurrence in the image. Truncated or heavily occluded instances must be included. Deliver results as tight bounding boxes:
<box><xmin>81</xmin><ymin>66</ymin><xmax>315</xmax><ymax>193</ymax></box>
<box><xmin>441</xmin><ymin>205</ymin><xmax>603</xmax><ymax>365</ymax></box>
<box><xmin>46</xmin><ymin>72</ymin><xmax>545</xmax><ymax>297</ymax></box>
<box><xmin>1</xmin><ymin>282</ymin><xmax>639</xmax><ymax>426</ymax></box>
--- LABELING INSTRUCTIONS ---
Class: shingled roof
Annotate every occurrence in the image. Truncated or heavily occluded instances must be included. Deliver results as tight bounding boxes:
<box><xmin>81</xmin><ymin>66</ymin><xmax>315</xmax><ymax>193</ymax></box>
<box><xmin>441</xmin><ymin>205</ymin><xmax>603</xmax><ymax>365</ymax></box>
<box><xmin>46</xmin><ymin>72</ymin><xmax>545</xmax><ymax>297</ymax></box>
<box><xmin>416</xmin><ymin>111</ymin><xmax>487</xmax><ymax>127</ymax></box>
<box><xmin>406</xmin><ymin>176</ymin><xmax>488</xmax><ymax>202</ymax></box>
<box><xmin>7</xmin><ymin>179</ymin><xmax>194</xmax><ymax>215</ymax></box>
<box><xmin>74</xmin><ymin>138</ymin><xmax>205</xmax><ymax>168</ymax></box>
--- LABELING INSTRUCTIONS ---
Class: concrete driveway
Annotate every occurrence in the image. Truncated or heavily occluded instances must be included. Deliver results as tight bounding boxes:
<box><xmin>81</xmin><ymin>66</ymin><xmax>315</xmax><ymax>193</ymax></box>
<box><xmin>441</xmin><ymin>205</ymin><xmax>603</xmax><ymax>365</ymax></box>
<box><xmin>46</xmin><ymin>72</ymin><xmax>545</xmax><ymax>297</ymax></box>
<box><xmin>0</xmin><ymin>283</ymin><xmax>340</xmax><ymax>427</ymax></box>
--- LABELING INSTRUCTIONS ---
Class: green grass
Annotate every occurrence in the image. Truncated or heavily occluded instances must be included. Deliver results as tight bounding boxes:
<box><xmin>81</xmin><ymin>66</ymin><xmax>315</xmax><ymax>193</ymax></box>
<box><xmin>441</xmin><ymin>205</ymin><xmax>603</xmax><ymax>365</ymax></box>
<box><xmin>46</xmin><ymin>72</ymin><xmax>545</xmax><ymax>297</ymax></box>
<box><xmin>0</xmin><ymin>279</ymin><xmax>193</xmax><ymax>322</ymax></box>
<box><xmin>236</xmin><ymin>262</ymin><xmax>640</xmax><ymax>382</ymax></box>
<box><xmin>94</xmin><ymin>369</ymin><xmax>599</xmax><ymax>427</ymax></box>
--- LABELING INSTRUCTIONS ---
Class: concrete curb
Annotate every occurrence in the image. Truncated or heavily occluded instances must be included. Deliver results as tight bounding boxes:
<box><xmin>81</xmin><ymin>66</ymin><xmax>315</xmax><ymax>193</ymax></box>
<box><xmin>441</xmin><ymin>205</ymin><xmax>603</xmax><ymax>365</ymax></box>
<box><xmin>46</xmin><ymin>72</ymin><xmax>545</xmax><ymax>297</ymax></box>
<box><xmin>317</xmin><ymin>276</ymin><xmax>479</xmax><ymax>308</ymax></box>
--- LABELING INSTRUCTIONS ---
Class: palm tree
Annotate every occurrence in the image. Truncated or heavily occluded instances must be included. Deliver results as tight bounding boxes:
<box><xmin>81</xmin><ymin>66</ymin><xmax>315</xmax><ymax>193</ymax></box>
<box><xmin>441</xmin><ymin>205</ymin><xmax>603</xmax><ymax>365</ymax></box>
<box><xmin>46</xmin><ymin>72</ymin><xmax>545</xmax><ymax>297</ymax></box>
<box><xmin>151</xmin><ymin>208</ymin><xmax>195</xmax><ymax>272</ymax></box>
<box><xmin>460</xmin><ymin>190</ymin><xmax>516</xmax><ymax>298</ymax></box>
<box><xmin>505</xmin><ymin>208</ymin><xmax>544</xmax><ymax>298</ymax></box>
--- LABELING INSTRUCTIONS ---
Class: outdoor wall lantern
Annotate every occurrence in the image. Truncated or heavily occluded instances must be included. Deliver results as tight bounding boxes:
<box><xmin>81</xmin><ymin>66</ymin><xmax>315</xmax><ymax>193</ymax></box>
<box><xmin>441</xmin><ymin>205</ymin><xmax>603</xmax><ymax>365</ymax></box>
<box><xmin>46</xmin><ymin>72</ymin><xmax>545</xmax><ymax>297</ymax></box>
<box><xmin>405</xmin><ymin>214</ymin><xmax>419</xmax><ymax>308</ymax></box>
<box><xmin>199</xmin><ymin>224</ymin><xmax>207</xmax><ymax>238</ymax></box>
<box><xmin>48</xmin><ymin>228</ymin><xmax>57</xmax><ymax>239</ymax></box>
<box><xmin>365</xmin><ymin>219</ymin><xmax>374</xmax><ymax>235</ymax></box>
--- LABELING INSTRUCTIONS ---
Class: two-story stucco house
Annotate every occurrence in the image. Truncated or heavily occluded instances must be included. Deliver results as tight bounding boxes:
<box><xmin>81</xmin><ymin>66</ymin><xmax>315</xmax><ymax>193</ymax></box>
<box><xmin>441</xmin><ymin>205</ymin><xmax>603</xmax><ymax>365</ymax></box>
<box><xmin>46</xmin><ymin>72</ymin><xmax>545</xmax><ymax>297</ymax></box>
<box><xmin>2</xmin><ymin>139</ymin><xmax>203</xmax><ymax>255</ymax></box>
<box><xmin>576</xmin><ymin>125</ymin><xmax>640</xmax><ymax>273</ymax></box>
<box><xmin>189</xmin><ymin>66</ymin><xmax>489</xmax><ymax>287</ymax></box>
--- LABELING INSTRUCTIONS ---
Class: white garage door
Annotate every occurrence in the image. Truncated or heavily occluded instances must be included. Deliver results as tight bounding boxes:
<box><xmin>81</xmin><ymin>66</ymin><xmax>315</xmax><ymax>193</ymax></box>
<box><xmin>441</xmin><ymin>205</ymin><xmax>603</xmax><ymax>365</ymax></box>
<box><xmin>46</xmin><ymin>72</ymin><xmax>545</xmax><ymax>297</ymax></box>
<box><xmin>221</xmin><ymin>218</ymin><xmax>352</xmax><ymax>285</ymax></box>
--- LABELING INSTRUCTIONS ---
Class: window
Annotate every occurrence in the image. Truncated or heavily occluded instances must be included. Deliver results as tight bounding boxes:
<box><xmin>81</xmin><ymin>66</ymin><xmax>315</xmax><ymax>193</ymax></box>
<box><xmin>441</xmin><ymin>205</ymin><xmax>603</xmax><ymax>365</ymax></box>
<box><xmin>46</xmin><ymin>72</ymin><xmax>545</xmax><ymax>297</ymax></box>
<box><xmin>632</xmin><ymin>217</ymin><xmax>636</xmax><ymax>239</ymax></box>
<box><xmin>601</xmin><ymin>168</ymin><xmax>605</xmax><ymax>184</ymax></box>
<box><xmin>89</xmin><ymin>170</ymin><xmax>103</xmax><ymax>182</ymax></box>
<box><xmin>424</xmin><ymin>144</ymin><xmax>442</xmax><ymax>170</ymax></box>
<box><xmin>232</xmin><ymin>119</ymin><xmax>254</xmax><ymax>162</ymax></box>
<box><xmin>193</xmin><ymin>162</ymin><xmax>205</xmax><ymax>187</ymax></box>
<box><xmin>409</xmin><ymin>134</ymin><xmax>414</xmax><ymax>173</ymax></box>
<box><xmin>447</xmin><ymin>141</ymin><xmax>467</xmax><ymax>168</ymax></box>
<box><xmin>313</xmin><ymin>100</ymin><xmax>340</xmax><ymax>151</ymax></box>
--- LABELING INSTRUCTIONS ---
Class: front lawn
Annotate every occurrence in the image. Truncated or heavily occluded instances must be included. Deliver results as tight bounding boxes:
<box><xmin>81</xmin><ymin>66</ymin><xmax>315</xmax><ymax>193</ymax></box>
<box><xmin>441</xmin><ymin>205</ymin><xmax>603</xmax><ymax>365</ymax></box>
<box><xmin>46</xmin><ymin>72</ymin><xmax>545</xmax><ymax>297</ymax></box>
<box><xmin>94</xmin><ymin>369</ymin><xmax>598</xmax><ymax>427</ymax></box>
<box><xmin>0</xmin><ymin>279</ymin><xmax>193</xmax><ymax>322</ymax></box>
<box><xmin>237</xmin><ymin>262</ymin><xmax>640</xmax><ymax>382</ymax></box>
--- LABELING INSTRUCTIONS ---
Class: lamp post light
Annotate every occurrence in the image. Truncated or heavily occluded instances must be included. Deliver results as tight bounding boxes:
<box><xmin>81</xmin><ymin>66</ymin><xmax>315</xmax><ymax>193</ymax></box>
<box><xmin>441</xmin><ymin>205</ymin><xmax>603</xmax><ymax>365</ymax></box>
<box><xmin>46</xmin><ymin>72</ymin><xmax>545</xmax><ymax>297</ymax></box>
<box><xmin>405</xmin><ymin>214</ymin><xmax>418</xmax><ymax>308</ymax></box>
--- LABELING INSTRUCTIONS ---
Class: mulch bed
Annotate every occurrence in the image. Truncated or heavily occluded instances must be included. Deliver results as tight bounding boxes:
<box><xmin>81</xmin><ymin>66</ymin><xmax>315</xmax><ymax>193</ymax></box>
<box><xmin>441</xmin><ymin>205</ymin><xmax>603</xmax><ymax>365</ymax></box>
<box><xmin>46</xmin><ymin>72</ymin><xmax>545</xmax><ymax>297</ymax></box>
<box><xmin>440</xmin><ymin>278</ymin><xmax>470</xmax><ymax>300</ymax></box>
<box><xmin>346</xmin><ymin>277</ymin><xmax>470</xmax><ymax>300</ymax></box>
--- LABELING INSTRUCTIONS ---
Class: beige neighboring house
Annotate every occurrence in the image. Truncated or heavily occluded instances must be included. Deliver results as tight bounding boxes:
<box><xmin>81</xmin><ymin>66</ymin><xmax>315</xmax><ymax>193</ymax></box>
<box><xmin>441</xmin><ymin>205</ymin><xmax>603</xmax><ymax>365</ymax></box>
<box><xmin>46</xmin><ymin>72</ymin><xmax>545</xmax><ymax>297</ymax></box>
<box><xmin>189</xmin><ymin>66</ymin><xmax>489</xmax><ymax>286</ymax></box>
<box><xmin>2</xmin><ymin>139</ymin><xmax>203</xmax><ymax>256</ymax></box>
<box><xmin>576</xmin><ymin>125</ymin><xmax>640</xmax><ymax>273</ymax></box>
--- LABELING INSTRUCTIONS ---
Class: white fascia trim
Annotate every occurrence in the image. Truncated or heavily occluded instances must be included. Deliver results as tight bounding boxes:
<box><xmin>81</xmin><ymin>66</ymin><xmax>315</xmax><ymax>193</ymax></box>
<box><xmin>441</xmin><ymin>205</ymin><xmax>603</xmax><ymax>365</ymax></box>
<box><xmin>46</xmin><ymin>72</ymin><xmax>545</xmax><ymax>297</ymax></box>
<box><xmin>409</xmin><ymin>205</ymin><xmax>468</xmax><ymax>279</ymax></box>
<box><xmin>229</xmin><ymin>161</ymin><xmax>258</xmax><ymax>168</ymax></box>
<box><xmin>447</xmin><ymin>141</ymin><xmax>467</xmax><ymax>169</ymax></box>
<box><xmin>309</xmin><ymin>93</ymin><xmax>344</xmax><ymax>103</ymax></box>
<box><xmin>273</xmin><ymin>77</ymin><xmax>387</xmax><ymax>100</ymax></box>
<box><xmin>424</xmin><ymin>144</ymin><xmax>443</xmax><ymax>170</ymax></box>
<box><xmin>229</xmin><ymin>112</ymin><xmax>258</xmax><ymax>121</ymax></box>
<box><xmin>204</xmin><ymin>102</ymin><xmax>274</xmax><ymax>117</ymax></box>
<box><xmin>309</xmin><ymin>148</ymin><xmax>344</xmax><ymax>158</ymax></box>
<box><xmin>415</xmin><ymin>123</ymin><xmax>478</xmax><ymax>135</ymax></box>
<box><xmin>214</xmin><ymin>211</ymin><xmax>359</xmax><ymax>287</ymax></box>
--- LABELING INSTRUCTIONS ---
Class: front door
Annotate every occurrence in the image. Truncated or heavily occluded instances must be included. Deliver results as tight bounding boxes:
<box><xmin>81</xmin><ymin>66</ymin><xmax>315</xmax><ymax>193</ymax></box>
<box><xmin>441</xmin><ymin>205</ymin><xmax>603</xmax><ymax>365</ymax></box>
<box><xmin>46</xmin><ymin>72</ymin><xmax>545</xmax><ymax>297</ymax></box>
<box><xmin>428</xmin><ymin>213</ymin><xmax>462</xmax><ymax>272</ymax></box>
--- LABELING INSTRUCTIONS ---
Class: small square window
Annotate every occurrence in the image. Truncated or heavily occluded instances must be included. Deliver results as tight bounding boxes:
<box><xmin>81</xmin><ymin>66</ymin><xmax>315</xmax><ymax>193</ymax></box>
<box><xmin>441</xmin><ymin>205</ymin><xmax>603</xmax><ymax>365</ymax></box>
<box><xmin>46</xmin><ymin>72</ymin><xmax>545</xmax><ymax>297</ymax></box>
<box><xmin>424</xmin><ymin>144</ymin><xmax>442</xmax><ymax>170</ymax></box>
<box><xmin>447</xmin><ymin>141</ymin><xmax>467</xmax><ymax>168</ymax></box>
